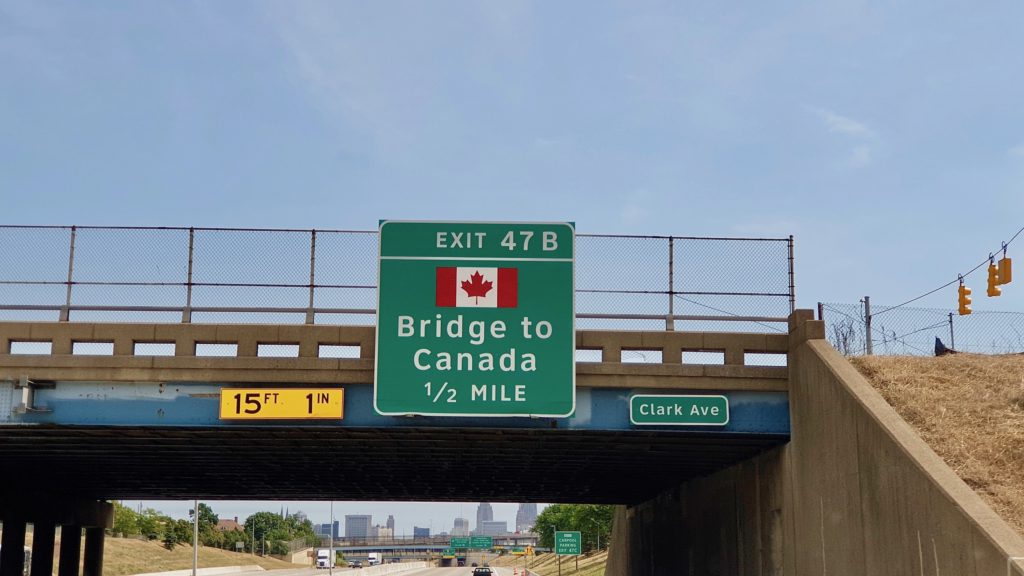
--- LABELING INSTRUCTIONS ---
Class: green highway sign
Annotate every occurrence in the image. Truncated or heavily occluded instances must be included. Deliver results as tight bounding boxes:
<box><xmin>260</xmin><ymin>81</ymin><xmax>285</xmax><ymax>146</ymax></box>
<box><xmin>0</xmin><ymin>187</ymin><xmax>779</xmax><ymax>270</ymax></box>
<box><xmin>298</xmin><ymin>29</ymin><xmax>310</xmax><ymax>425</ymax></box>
<box><xmin>450</xmin><ymin>537</ymin><xmax>470</xmax><ymax>548</ymax></box>
<box><xmin>375</xmin><ymin>221</ymin><xmax>576</xmax><ymax>417</ymax></box>
<box><xmin>555</xmin><ymin>531</ymin><xmax>582</xmax><ymax>556</ymax></box>
<box><xmin>629</xmin><ymin>394</ymin><xmax>729</xmax><ymax>426</ymax></box>
<box><xmin>470</xmin><ymin>535</ymin><xmax>494</xmax><ymax>549</ymax></box>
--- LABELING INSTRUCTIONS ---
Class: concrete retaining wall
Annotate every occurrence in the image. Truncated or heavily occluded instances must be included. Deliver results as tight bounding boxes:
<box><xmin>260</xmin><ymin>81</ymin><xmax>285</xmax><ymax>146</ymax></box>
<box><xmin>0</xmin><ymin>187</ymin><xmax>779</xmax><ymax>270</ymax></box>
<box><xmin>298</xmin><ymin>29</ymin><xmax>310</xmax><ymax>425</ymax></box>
<box><xmin>787</xmin><ymin>330</ymin><xmax>1024</xmax><ymax>576</ymax></box>
<box><xmin>607</xmin><ymin>311</ymin><xmax>1024</xmax><ymax>576</ymax></box>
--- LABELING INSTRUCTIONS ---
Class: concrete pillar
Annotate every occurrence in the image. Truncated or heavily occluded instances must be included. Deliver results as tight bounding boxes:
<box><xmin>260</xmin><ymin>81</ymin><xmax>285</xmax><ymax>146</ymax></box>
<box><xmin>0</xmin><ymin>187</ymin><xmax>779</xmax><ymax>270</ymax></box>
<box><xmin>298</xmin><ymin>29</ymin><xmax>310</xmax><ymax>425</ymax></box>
<box><xmin>0</xmin><ymin>517</ymin><xmax>27</xmax><ymax>576</ymax></box>
<box><xmin>32</xmin><ymin>521</ymin><xmax>57</xmax><ymax>576</ymax></box>
<box><xmin>82</xmin><ymin>526</ymin><xmax>105</xmax><ymax>576</ymax></box>
<box><xmin>58</xmin><ymin>524</ymin><xmax>82</xmax><ymax>576</ymax></box>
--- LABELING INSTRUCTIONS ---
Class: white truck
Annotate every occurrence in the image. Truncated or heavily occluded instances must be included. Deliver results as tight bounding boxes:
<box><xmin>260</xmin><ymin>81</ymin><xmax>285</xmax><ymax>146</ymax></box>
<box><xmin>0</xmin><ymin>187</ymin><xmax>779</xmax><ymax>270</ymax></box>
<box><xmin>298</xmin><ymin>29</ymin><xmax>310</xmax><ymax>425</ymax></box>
<box><xmin>315</xmin><ymin>548</ymin><xmax>334</xmax><ymax>568</ymax></box>
<box><xmin>367</xmin><ymin>552</ymin><xmax>382</xmax><ymax>566</ymax></box>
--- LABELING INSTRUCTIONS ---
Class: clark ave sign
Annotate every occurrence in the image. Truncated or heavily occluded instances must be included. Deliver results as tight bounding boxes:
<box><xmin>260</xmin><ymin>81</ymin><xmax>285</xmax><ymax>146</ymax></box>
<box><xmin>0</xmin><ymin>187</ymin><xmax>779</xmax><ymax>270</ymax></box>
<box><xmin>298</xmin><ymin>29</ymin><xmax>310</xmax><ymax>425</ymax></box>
<box><xmin>629</xmin><ymin>394</ymin><xmax>730</xmax><ymax>426</ymax></box>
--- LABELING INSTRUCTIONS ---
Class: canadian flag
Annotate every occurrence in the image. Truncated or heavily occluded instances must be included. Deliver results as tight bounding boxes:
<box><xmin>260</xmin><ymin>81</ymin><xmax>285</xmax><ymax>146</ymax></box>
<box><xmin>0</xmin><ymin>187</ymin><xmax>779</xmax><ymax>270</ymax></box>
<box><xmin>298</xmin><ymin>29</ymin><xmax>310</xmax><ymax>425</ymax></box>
<box><xmin>436</xmin><ymin>267</ymin><xmax>518</xmax><ymax>308</ymax></box>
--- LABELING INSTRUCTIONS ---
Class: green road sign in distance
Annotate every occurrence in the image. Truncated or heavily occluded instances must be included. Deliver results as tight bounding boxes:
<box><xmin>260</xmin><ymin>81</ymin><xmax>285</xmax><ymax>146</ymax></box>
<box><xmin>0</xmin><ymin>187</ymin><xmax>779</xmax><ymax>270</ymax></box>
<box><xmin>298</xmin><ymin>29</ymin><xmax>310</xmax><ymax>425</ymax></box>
<box><xmin>375</xmin><ymin>221</ymin><xmax>575</xmax><ymax>417</ymax></box>
<box><xmin>629</xmin><ymin>394</ymin><xmax>729</xmax><ymax>426</ymax></box>
<box><xmin>469</xmin><ymin>536</ymin><xmax>494</xmax><ymax>549</ymax></box>
<box><xmin>450</xmin><ymin>537</ymin><xmax>470</xmax><ymax>548</ymax></box>
<box><xmin>554</xmin><ymin>531</ymin><xmax>581</xmax><ymax>556</ymax></box>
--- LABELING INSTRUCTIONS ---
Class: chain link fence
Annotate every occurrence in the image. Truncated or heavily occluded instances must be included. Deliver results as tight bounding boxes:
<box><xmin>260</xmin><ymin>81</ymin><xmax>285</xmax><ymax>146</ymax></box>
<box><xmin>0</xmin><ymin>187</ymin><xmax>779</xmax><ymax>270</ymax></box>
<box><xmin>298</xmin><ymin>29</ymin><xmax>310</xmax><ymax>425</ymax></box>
<box><xmin>0</xmin><ymin>225</ymin><xmax>794</xmax><ymax>332</ymax></box>
<box><xmin>820</xmin><ymin>301</ymin><xmax>1024</xmax><ymax>356</ymax></box>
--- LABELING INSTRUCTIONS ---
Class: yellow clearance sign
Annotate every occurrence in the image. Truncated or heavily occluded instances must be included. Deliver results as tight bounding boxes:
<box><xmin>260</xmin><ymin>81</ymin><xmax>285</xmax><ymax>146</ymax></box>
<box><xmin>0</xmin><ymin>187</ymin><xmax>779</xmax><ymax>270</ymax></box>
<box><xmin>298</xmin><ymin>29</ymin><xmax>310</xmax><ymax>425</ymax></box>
<box><xmin>219</xmin><ymin>388</ymin><xmax>344</xmax><ymax>420</ymax></box>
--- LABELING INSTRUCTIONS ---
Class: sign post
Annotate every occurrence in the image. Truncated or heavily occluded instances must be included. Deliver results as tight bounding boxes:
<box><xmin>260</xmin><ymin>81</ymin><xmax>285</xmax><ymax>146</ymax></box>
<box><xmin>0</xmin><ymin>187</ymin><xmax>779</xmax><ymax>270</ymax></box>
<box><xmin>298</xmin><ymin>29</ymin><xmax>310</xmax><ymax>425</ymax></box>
<box><xmin>375</xmin><ymin>221</ymin><xmax>575</xmax><ymax>417</ymax></box>
<box><xmin>555</xmin><ymin>530</ymin><xmax>581</xmax><ymax>576</ymax></box>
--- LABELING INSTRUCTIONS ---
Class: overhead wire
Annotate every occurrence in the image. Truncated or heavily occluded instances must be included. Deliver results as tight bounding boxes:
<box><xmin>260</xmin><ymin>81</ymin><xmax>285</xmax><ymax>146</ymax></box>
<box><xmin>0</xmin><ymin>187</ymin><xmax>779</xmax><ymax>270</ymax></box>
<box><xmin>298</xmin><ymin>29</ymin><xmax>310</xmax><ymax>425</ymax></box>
<box><xmin>672</xmin><ymin>294</ymin><xmax>787</xmax><ymax>333</ymax></box>
<box><xmin>872</xmin><ymin>224</ymin><xmax>1024</xmax><ymax>318</ymax></box>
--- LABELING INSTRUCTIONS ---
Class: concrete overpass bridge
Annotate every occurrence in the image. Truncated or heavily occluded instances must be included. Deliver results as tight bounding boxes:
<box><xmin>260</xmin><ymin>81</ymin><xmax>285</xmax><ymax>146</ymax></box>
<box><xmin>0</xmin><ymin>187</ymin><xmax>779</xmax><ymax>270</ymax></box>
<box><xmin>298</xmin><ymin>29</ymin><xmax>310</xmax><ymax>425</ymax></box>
<box><xmin>2</xmin><ymin>315</ymin><xmax>1023</xmax><ymax>576</ymax></box>
<box><xmin>1</xmin><ymin>226</ymin><xmax>1023</xmax><ymax>575</ymax></box>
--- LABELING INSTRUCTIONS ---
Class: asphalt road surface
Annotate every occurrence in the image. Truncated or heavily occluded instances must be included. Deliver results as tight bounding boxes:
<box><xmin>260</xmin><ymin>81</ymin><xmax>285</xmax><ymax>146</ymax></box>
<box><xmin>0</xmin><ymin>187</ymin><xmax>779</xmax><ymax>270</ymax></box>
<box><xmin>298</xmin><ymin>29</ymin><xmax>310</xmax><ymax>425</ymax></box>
<box><xmin>389</xmin><ymin>565</ymin><xmax>509</xmax><ymax>569</ymax></box>
<box><xmin>231</xmin><ymin>567</ymin><xmax>513</xmax><ymax>576</ymax></box>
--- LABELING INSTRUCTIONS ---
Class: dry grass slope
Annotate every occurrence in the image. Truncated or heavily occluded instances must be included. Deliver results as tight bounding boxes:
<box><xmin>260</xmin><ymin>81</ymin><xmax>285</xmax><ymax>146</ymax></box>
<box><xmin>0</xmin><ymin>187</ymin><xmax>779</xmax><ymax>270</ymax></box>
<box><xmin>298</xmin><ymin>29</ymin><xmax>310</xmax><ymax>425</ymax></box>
<box><xmin>3</xmin><ymin>533</ymin><xmax>299</xmax><ymax>576</ymax></box>
<box><xmin>492</xmin><ymin>551</ymin><xmax>607</xmax><ymax>576</ymax></box>
<box><xmin>851</xmin><ymin>353</ymin><xmax>1024</xmax><ymax>534</ymax></box>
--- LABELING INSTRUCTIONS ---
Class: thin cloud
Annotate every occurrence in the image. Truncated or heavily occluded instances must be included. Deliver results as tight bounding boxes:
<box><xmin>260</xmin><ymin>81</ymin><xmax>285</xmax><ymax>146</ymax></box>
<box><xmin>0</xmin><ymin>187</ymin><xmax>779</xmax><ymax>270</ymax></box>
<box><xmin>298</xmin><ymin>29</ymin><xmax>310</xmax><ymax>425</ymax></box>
<box><xmin>814</xmin><ymin>108</ymin><xmax>875</xmax><ymax>139</ymax></box>
<box><xmin>848</xmin><ymin>145</ymin><xmax>872</xmax><ymax>168</ymax></box>
<box><xmin>1008</xmin><ymin>144</ymin><xmax>1024</xmax><ymax>158</ymax></box>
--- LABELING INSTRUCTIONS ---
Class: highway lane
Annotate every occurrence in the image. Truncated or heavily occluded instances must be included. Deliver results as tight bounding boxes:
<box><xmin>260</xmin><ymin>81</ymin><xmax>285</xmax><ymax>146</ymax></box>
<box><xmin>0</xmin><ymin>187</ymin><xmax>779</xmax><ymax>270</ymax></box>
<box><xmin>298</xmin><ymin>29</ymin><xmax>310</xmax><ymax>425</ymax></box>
<box><xmin>399</xmin><ymin>568</ymin><xmax>512</xmax><ymax>576</ymax></box>
<box><xmin>230</xmin><ymin>566</ymin><xmax>514</xmax><ymax>576</ymax></box>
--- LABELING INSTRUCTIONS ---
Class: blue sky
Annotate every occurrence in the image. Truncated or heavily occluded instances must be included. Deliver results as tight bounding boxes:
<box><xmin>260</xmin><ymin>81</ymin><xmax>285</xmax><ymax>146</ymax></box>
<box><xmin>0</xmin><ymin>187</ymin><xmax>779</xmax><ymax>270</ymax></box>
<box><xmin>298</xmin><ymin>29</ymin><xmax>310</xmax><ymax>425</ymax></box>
<box><xmin>3</xmin><ymin>0</ymin><xmax>1024</xmax><ymax>525</ymax></box>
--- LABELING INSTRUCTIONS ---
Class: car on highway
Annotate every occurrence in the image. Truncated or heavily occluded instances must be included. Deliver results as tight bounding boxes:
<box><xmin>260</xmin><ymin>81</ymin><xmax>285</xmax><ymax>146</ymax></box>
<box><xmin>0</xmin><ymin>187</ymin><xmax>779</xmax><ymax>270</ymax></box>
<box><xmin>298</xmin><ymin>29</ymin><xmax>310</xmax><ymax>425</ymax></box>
<box><xmin>472</xmin><ymin>568</ymin><xmax>493</xmax><ymax>576</ymax></box>
<box><xmin>347</xmin><ymin>560</ymin><xmax>362</xmax><ymax>569</ymax></box>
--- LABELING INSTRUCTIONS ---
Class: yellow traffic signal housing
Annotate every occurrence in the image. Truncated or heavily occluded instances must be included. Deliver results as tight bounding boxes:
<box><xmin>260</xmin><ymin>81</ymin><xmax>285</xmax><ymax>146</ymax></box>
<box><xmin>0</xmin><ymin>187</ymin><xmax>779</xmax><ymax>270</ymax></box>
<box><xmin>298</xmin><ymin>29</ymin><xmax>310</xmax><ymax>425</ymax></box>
<box><xmin>998</xmin><ymin>257</ymin><xmax>1012</xmax><ymax>285</ymax></box>
<box><xmin>958</xmin><ymin>284</ymin><xmax>972</xmax><ymax>315</ymax></box>
<box><xmin>988</xmin><ymin>263</ymin><xmax>1002</xmax><ymax>297</ymax></box>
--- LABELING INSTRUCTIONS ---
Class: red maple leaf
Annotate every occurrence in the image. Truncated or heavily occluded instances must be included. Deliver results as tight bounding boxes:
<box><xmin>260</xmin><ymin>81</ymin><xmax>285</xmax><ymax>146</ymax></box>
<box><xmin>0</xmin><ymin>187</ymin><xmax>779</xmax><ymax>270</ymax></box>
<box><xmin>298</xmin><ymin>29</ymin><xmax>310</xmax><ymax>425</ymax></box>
<box><xmin>461</xmin><ymin>271</ymin><xmax>493</xmax><ymax>303</ymax></box>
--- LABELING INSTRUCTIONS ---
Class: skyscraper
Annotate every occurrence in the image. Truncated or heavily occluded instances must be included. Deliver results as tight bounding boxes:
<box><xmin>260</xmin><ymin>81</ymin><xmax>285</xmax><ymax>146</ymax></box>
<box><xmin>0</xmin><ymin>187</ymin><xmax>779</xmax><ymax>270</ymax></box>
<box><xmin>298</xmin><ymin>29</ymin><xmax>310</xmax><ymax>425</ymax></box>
<box><xmin>515</xmin><ymin>503</ymin><xmax>538</xmax><ymax>532</ymax></box>
<box><xmin>386</xmin><ymin>515</ymin><xmax>395</xmax><ymax>532</ymax></box>
<box><xmin>345</xmin><ymin>515</ymin><xmax>372</xmax><ymax>539</ymax></box>
<box><xmin>475</xmin><ymin>502</ymin><xmax>493</xmax><ymax>533</ymax></box>
<box><xmin>452</xmin><ymin>517</ymin><xmax>470</xmax><ymax>536</ymax></box>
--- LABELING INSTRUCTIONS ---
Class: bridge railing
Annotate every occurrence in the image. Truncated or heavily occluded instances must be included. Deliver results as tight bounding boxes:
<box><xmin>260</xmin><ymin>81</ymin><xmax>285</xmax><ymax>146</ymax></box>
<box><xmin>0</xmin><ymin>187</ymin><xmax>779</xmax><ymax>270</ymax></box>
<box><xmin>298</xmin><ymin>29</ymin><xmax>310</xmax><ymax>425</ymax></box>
<box><xmin>0</xmin><ymin>225</ymin><xmax>794</xmax><ymax>332</ymax></box>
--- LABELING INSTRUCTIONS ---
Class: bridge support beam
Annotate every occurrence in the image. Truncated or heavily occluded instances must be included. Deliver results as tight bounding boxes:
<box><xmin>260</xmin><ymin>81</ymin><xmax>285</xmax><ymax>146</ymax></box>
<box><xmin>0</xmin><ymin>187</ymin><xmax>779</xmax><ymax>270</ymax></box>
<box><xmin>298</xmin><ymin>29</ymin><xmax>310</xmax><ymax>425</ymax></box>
<box><xmin>82</xmin><ymin>526</ymin><xmax>105</xmax><ymax>576</ymax></box>
<box><xmin>0</xmin><ymin>516</ymin><xmax>27</xmax><ymax>576</ymax></box>
<box><xmin>58</xmin><ymin>525</ymin><xmax>82</xmax><ymax>576</ymax></box>
<box><xmin>31</xmin><ymin>521</ymin><xmax>56</xmax><ymax>576</ymax></box>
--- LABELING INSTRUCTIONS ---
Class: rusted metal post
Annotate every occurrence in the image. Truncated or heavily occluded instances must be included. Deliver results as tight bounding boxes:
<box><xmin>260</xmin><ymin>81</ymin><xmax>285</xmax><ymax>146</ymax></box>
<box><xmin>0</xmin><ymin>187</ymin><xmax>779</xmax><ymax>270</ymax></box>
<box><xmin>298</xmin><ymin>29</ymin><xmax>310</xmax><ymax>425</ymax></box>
<box><xmin>864</xmin><ymin>296</ymin><xmax>873</xmax><ymax>355</ymax></box>
<box><xmin>667</xmin><ymin>237</ymin><xmax>675</xmax><ymax>331</ymax></box>
<box><xmin>183</xmin><ymin>227</ymin><xmax>194</xmax><ymax>323</ymax></box>
<box><xmin>60</xmin><ymin>225</ymin><xmax>77</xmax><ymax>321</ymax></box>
<box><xmin>787</xmin><ymin>235</ymin><xmax>796</xmax><ymax>313</ymax></box>
<box><xmin>307</xmin><ymin>229</ymin><xmax>317</xmax><ymax>325</ymax></box>
<box><xmin>948</xmin><ymin>312</ymin><xmax>955</xmax><ymax>350</ymax></box>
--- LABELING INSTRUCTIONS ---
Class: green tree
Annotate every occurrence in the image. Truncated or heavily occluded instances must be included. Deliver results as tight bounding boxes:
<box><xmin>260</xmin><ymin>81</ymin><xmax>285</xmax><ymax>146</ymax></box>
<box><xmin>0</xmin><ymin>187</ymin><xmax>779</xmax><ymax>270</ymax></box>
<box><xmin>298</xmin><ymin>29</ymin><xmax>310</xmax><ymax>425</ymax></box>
<box><xmin>244</xmin><ymin>511</ymin><xmax>289</xmax><ymax>555</ymax></box>
<box><xmin>221</xmin><ymin>529</ymin><xmax>249</xmax><ymax>552</ymax></box>
<box><xmin>111</xmin><ymin>502</ymin><xmax>140</xmax><ymax>537</ymax></box>
<box><xmin>138</xmin><ymin>509</ymin><xmax>168</xmax><ymax>540</ymax></box>
<box><xmin>190</xmin><ymin>503</ymin><xmax>219</xmax><ymax>529</ymax></box>
<box><xmin>533</xmin><ymin>504</ymin><xmax>614</xmax><ymax>552</ymax></box>
<box><xmin>169</xmin><ymin>519</ymin><xmax>193</xmax><ymax>546</ymax></box>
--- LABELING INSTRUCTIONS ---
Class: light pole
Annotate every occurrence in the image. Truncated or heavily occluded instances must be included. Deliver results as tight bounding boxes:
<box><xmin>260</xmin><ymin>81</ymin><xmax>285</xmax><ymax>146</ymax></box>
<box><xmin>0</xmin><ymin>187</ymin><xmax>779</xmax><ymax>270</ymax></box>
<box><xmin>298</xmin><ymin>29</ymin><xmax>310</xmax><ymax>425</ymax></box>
<box><xmin>192</xmin><ymin>499</ymin><xmax>199</xmax><ymax>576</ymax></box>
<box><xmin>329</xmin><ymin>501</ymin><xmax>334</xmax><ymax>576</ymax></box>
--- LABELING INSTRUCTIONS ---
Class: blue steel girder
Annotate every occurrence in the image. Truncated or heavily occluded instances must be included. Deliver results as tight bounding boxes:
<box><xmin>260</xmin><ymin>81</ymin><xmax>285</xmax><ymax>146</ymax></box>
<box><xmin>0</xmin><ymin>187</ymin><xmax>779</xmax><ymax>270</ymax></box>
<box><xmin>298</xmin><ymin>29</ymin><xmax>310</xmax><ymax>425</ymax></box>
<box><xmin>0</xmin><ymin>381</ymin><xmax>789</xmax><ymax>435</ymax></box>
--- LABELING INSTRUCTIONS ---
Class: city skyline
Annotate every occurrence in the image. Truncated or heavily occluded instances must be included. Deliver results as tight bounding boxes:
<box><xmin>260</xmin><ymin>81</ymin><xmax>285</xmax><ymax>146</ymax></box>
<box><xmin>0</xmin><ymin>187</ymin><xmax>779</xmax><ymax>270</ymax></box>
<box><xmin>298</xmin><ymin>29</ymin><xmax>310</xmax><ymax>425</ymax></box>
<box><xmin>122</xmin><ymin>500</ymin><xmax>545</xmax><ymax>538</ymax></box>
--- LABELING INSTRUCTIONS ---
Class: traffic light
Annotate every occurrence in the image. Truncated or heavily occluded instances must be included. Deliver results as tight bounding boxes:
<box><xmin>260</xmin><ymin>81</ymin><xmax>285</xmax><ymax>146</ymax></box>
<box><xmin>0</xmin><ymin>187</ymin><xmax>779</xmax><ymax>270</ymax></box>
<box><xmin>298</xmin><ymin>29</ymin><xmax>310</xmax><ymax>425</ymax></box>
<box><xmin>998</xmin><ymin>256</ymin><xmax>1013</xmax><ymax>285</ymax></box>
<box><xmin>987</xmin><ymin>262</ymin><xmax>1002</xmax><ymax>297</ymax></box>
<box><xmin>958</xmin><ymin>283</ymin><xmax>972</xmax><ymax>315</ymax></box>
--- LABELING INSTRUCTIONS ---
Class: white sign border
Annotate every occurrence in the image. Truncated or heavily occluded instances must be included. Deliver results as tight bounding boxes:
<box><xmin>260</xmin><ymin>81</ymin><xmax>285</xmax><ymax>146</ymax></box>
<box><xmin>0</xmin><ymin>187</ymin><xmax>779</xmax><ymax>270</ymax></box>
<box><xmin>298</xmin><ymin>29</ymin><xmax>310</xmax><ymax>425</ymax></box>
<box><xmin>374</xmin><ymin>220</ymin><xmax>577</xmax><ymax>418</ymax></box>
<box><xmin>628</xmin><ymin>394</ymin><xmax>730</xmax><ymax>426</ymax></box>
